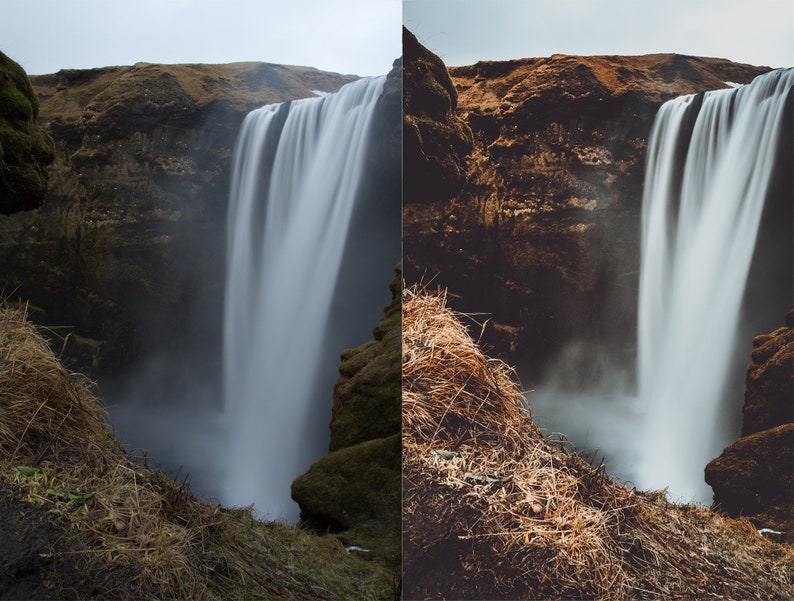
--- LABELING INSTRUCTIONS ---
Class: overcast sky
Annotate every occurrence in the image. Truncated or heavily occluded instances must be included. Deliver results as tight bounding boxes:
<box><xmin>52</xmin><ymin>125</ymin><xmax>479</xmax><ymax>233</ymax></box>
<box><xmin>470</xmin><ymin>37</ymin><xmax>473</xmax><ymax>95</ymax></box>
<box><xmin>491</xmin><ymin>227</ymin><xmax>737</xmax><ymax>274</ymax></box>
<box><xmin>2</xmin><ymin>2</ymin><xmax>791</xmax><ymax>79</ymax></box>
<box><xmin>0</xmin><ymin>0</ymin><xmax>401</xmax><ymax>77</ymax></box>
<box><xmin>405</xmin><ymin>0</ymin><xmax>794</xmax><ymax>69</ymax></box>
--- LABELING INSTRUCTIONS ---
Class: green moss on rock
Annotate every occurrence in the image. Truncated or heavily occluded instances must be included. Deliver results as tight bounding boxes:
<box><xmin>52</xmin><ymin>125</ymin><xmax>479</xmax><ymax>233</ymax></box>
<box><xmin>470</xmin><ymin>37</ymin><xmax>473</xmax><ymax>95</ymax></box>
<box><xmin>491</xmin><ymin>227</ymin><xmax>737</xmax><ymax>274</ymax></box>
<box><xmin>330</xmin><ymin>265</ymin><xmax>401</xmax><ymax>450</ymax></box>
<box><xmin>291</xmin><ymin>434</ymin><xmax>401</xmax><ymax>570</ymax></box>
<box><xmin>0</xmin><ymin>52</ymin><xmax>55</xmax><ymax>213</ymax></box>
<box><xmin>292</xmin><ymin>264</ymin><xmax>402</xmax><ymax>576</ymax></box>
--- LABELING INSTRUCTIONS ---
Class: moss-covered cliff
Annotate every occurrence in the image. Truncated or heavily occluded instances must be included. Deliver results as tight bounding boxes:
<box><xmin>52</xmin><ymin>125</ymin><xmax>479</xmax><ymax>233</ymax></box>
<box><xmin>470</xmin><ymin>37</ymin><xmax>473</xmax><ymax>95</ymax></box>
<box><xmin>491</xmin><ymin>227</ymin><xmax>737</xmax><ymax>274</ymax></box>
<box><xmin>0</xmin><ymin>52</ymin><xmax>54</xmax><ymax>213</ymax></box>
<box><xmin>292</xmin><ymin>264</ymin><xmax>402</xmax><ymax>575</ymax></box>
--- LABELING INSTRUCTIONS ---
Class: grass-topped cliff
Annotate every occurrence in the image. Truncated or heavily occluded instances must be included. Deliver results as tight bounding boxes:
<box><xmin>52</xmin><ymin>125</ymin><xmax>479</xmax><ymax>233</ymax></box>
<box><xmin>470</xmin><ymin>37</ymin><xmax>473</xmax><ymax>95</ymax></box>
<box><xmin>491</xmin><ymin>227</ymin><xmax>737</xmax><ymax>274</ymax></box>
<box><xmin>0</xmin><ymin>59</ymin><xmax>357</xmax><ymax>380</ymax></box>
<box><xmin>0</xmin><ymin>305</ymin><xmax>395</xmax><ymax>600</ymax></box>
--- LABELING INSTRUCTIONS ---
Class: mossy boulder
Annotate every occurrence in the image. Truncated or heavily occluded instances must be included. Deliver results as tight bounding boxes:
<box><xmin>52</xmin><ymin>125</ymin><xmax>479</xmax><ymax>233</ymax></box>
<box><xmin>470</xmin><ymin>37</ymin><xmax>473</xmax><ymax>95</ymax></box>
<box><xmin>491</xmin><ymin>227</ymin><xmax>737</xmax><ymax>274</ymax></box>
<box><xmin>292</xmin><ymin>264</ymin><xmax>402</xmax><ymax>575</ymax></box>
<box><xmin>329</xmin><ymin>265</ymin><xmax>401</xmax><ymax>450</ymax></box>
<box><xmin>291</xmin><ymin>434</ymin><xmax>401</xmax><ymax>570</ymax></box>
<box><xmin>0</xmin><ymin>52</ymin><xmax>55</xmax><ymax>213</ymax></box>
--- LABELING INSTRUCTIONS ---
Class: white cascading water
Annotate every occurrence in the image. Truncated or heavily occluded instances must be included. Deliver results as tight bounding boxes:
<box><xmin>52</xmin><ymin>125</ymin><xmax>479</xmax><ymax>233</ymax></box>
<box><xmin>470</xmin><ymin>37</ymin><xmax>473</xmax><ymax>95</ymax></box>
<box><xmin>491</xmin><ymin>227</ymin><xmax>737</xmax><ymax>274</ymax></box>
<box><xmin>636</xmin><ymin>68</ymin><xmax>793</xmax><ymax>502</ymax></box>
<box><xmin>222</xmin><ymin>75</ymin><xmax>385</xmax><ymax>521</ymax></box>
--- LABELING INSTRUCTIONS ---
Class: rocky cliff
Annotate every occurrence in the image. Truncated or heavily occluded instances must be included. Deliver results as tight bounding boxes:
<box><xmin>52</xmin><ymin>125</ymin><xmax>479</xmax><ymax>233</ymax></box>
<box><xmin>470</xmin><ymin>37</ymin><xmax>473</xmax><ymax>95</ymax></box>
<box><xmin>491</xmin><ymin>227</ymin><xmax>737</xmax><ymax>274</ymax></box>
<box><xmin>706</xmin><ymin>309</ymin><xmax>794</xmax><ymax>542</ymax></box>
<box><xmin>292</xmin><ymin>265</ymin><xmax>401</xmax><ymax>575</ymax></box>
<box><xmin>0</xmin><ymin>61</ymin><xmax>355</xmax><ymax>379</ymax></box>
<box><xmin>402</xmin><ymin>30</ymin><xmax>775</xmax><ymax>372</ymax></box>
<box><xmin>0</xmin><ymin>52</ymin><xmax>54</xmax><ymax>213</ymax></box>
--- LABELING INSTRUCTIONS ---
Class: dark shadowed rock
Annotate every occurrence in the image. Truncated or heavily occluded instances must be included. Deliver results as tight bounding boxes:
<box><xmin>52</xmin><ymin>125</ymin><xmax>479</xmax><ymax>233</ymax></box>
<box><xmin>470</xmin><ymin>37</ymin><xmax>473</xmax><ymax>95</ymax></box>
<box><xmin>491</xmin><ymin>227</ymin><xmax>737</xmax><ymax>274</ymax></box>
<box><xmin>292</xmin><ymin>265</ymin><xmax>402</xmax><ymax>574</ymax></box>
<box><xmin>742</xmin><ymin>308</ymin><xmax>794</xmax><ymax>436</ymax></box>
<box><xmin>0</xmin><ymin>52</ymin><xmax>55</xmax><ymax>213</ymax></box>
<box><xmin>706</xmin><ymin>310</ymin><xmax>794</xmax><ymax>541</ymax></box>
<box><xmin>0</xmin><ymin>61</ymin><xmax>355</xmax><ymax>378</ymax></box>
<box><xmin>706</xmin><ymin>424</ymin><xmax>793</xmax><ymax>541</ymax></box>
<box><xmin>403</xmin><ymin>27</ymin><xmax>473</xmax><ymax>207</ymax></box>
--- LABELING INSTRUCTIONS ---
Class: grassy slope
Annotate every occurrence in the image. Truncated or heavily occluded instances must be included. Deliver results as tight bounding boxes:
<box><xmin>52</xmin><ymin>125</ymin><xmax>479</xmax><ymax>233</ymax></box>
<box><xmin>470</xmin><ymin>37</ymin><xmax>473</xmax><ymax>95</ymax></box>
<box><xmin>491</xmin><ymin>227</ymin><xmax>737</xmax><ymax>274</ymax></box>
<box><xmin>30</xmin><ymin>62</ymin><xmax>357</xmax><ymax>127</ymax></box>
<box><xmin>402</xmin><ymin>288</ymin><xmax>794</xmax><ymax>601</ymax></box>
<box><xmin>0</xmin><ymin>306</ymin><xmax>395</xmax><ymax>600</ymax></box>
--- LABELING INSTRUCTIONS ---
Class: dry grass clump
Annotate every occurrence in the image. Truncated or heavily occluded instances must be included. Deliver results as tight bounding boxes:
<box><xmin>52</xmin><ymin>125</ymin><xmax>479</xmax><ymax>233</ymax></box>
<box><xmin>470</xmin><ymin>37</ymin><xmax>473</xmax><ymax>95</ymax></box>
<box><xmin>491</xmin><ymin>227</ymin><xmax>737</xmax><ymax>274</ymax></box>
<box><xmin>403</xmin><ymin>288</ymin><xmax>533</xmax><ymax>452</ymax></box>
<box><xmin>0</xmin><ymin>305</ymin><xmax>112</xmax><ymax>466</ymax></box>
<box><xmin>402</xmin><ymin>287</ymin><xmax>794</xmax><ymax>601</ymax></box>
<box><xmin>0</xmin><ymin>305</ymin><xmax>393</xmax><ymax>600</ymax></box>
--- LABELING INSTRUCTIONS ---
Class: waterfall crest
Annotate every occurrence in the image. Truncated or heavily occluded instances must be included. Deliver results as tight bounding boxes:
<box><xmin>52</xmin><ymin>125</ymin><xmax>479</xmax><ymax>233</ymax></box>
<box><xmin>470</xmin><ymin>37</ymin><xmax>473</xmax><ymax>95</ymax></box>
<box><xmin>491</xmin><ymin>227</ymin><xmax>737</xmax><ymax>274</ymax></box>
<box><xmin>636</xmin><ymin>68</ymin><xmax>793</xmax><ymax>502</ymax></box>
<box><xmin>222</xmin><ymin>76</ymin><xmax>386</xmax><ymax>520</ymax></box>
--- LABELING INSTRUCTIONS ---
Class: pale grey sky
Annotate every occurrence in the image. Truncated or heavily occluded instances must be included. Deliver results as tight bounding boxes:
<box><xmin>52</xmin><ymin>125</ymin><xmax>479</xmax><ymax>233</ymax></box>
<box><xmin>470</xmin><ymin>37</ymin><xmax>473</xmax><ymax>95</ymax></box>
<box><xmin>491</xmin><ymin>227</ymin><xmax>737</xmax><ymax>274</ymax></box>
<box><xmin>0</xmin><ymin>0</ymin><xmax>401</xmax><ymax>76</ymax></box>
<box><xmin>404</xmin><ymin>0</ymin><xmax>794</xmax><ymax>69</ymax></box>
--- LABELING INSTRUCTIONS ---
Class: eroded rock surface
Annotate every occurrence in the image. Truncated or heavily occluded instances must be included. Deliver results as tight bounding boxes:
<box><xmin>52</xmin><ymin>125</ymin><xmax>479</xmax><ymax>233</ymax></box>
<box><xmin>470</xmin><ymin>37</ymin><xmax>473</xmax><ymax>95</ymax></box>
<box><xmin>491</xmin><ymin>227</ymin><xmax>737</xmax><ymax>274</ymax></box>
<box><xmin>403</xmin><ymin>32</ymin><xmax>772</xmax><ymax>371</ymax></box>
<box><xmin>0</xmin><ymin>61</ymin><xmax>355</xmax><ymax>377</ymax></box>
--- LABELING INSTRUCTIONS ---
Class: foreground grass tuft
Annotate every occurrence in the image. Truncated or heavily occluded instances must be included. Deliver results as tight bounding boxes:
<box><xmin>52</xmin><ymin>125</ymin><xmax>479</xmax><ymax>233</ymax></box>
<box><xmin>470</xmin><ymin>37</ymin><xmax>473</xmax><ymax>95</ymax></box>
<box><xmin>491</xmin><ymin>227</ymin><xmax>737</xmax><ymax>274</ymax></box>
<box><xmin>402</xmin><ymin>287</ymin><xmax>794</xmax><ymax>600</ymax></box>
<box><xmin>0</xmin><ymin>304</ymin><xmax>394</xmax><ymax>600</ymax></box>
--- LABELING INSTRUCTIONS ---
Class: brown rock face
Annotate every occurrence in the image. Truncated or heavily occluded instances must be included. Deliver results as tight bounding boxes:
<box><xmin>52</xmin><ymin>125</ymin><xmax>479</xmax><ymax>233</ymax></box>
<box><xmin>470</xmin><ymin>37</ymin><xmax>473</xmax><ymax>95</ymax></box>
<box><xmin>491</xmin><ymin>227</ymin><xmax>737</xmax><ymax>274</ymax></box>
<box><xmin>742</xmin><ymin>308</ymin><xmax>794</xmax><ymax>436</ymax></box>
<box><xmin>403</xmin><ymin>27</ymin><xmax>473</xmax><ymax>207</ymax></box>
<box><xmin>0</xmin><ymin>62</ymin><xmax>355</xmax><ymax>377</ymax></box>
<box><xmin>706</xmin><ymin>311</ymin><xmax>794</xmax><ymax>541</ymax></box>
<box><xmin>403</xmin><ymin>32</ymin><xmax>772</xmax><ymax>371</ymax></box>
<box><xmin>706</xmin><ymin>424</ymin><xmax>794</xmax><ymax>540</ymax></box>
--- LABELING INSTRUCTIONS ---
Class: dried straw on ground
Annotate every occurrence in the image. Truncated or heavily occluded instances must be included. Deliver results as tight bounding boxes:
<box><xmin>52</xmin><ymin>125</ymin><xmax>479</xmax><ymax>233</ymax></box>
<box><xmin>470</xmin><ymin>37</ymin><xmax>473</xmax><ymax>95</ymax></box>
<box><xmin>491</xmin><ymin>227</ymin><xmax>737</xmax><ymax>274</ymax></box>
<box><xmin>0</xmin><ymin>305</ymin><xmax>393</xmax><ymax>600</ymax></box>
<box><xmin>402</xmin><ymin>287</ymin><xmax>794</xmax><ymax>600</ymax></box>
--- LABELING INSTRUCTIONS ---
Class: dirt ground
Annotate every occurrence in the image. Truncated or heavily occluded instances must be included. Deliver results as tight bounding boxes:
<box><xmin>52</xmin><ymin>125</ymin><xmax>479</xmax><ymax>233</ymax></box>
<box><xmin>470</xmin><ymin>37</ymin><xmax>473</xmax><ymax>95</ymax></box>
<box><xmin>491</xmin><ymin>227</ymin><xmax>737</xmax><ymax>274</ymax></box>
<box><xmin>0</xmin><ymin>484</ymin><xmax>141</xmax><ymax>600</ymax></box>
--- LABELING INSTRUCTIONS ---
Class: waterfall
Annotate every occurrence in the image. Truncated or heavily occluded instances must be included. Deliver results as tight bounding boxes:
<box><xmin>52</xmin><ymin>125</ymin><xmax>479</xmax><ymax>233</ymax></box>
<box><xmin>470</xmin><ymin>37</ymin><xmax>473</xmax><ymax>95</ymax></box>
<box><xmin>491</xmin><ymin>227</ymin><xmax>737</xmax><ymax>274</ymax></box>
<box><xmin>636</xmin><ymin>68</ymin><xmax>793</xmax><ymax>503</ymax></box>
<box><xmin>222</xmin><ymin>75</ymin><xmax>386</xmax><ymax>520</ymax></box>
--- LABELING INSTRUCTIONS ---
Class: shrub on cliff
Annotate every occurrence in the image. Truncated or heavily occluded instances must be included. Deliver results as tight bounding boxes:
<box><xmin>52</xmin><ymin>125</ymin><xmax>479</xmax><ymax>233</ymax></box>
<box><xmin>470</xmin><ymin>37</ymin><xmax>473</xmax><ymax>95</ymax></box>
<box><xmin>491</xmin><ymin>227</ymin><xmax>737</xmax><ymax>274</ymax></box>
<box><xmin>402</xmin><ymin>288</ymin><xmax>794</xmax><ymax>600</ymax></box>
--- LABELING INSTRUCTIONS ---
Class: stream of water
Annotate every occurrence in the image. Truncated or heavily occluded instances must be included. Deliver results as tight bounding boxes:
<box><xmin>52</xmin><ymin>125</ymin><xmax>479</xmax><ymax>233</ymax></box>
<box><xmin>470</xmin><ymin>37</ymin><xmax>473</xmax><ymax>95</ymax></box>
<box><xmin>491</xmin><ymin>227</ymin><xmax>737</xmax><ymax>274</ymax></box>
<box><xmin>221</xmin><ymin>76</ymin><xmax>386</xmax><ymax>520</ymax></box>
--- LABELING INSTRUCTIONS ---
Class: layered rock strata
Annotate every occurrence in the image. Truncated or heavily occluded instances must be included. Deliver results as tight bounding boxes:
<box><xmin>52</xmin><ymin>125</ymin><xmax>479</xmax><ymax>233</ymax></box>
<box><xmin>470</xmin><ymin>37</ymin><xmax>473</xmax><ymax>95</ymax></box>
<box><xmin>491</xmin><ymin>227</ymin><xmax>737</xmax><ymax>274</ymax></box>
<box><xmin>402</xmin><ymin>31</ymin><xmax>773</xmax><ymax>373</ymax></box>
